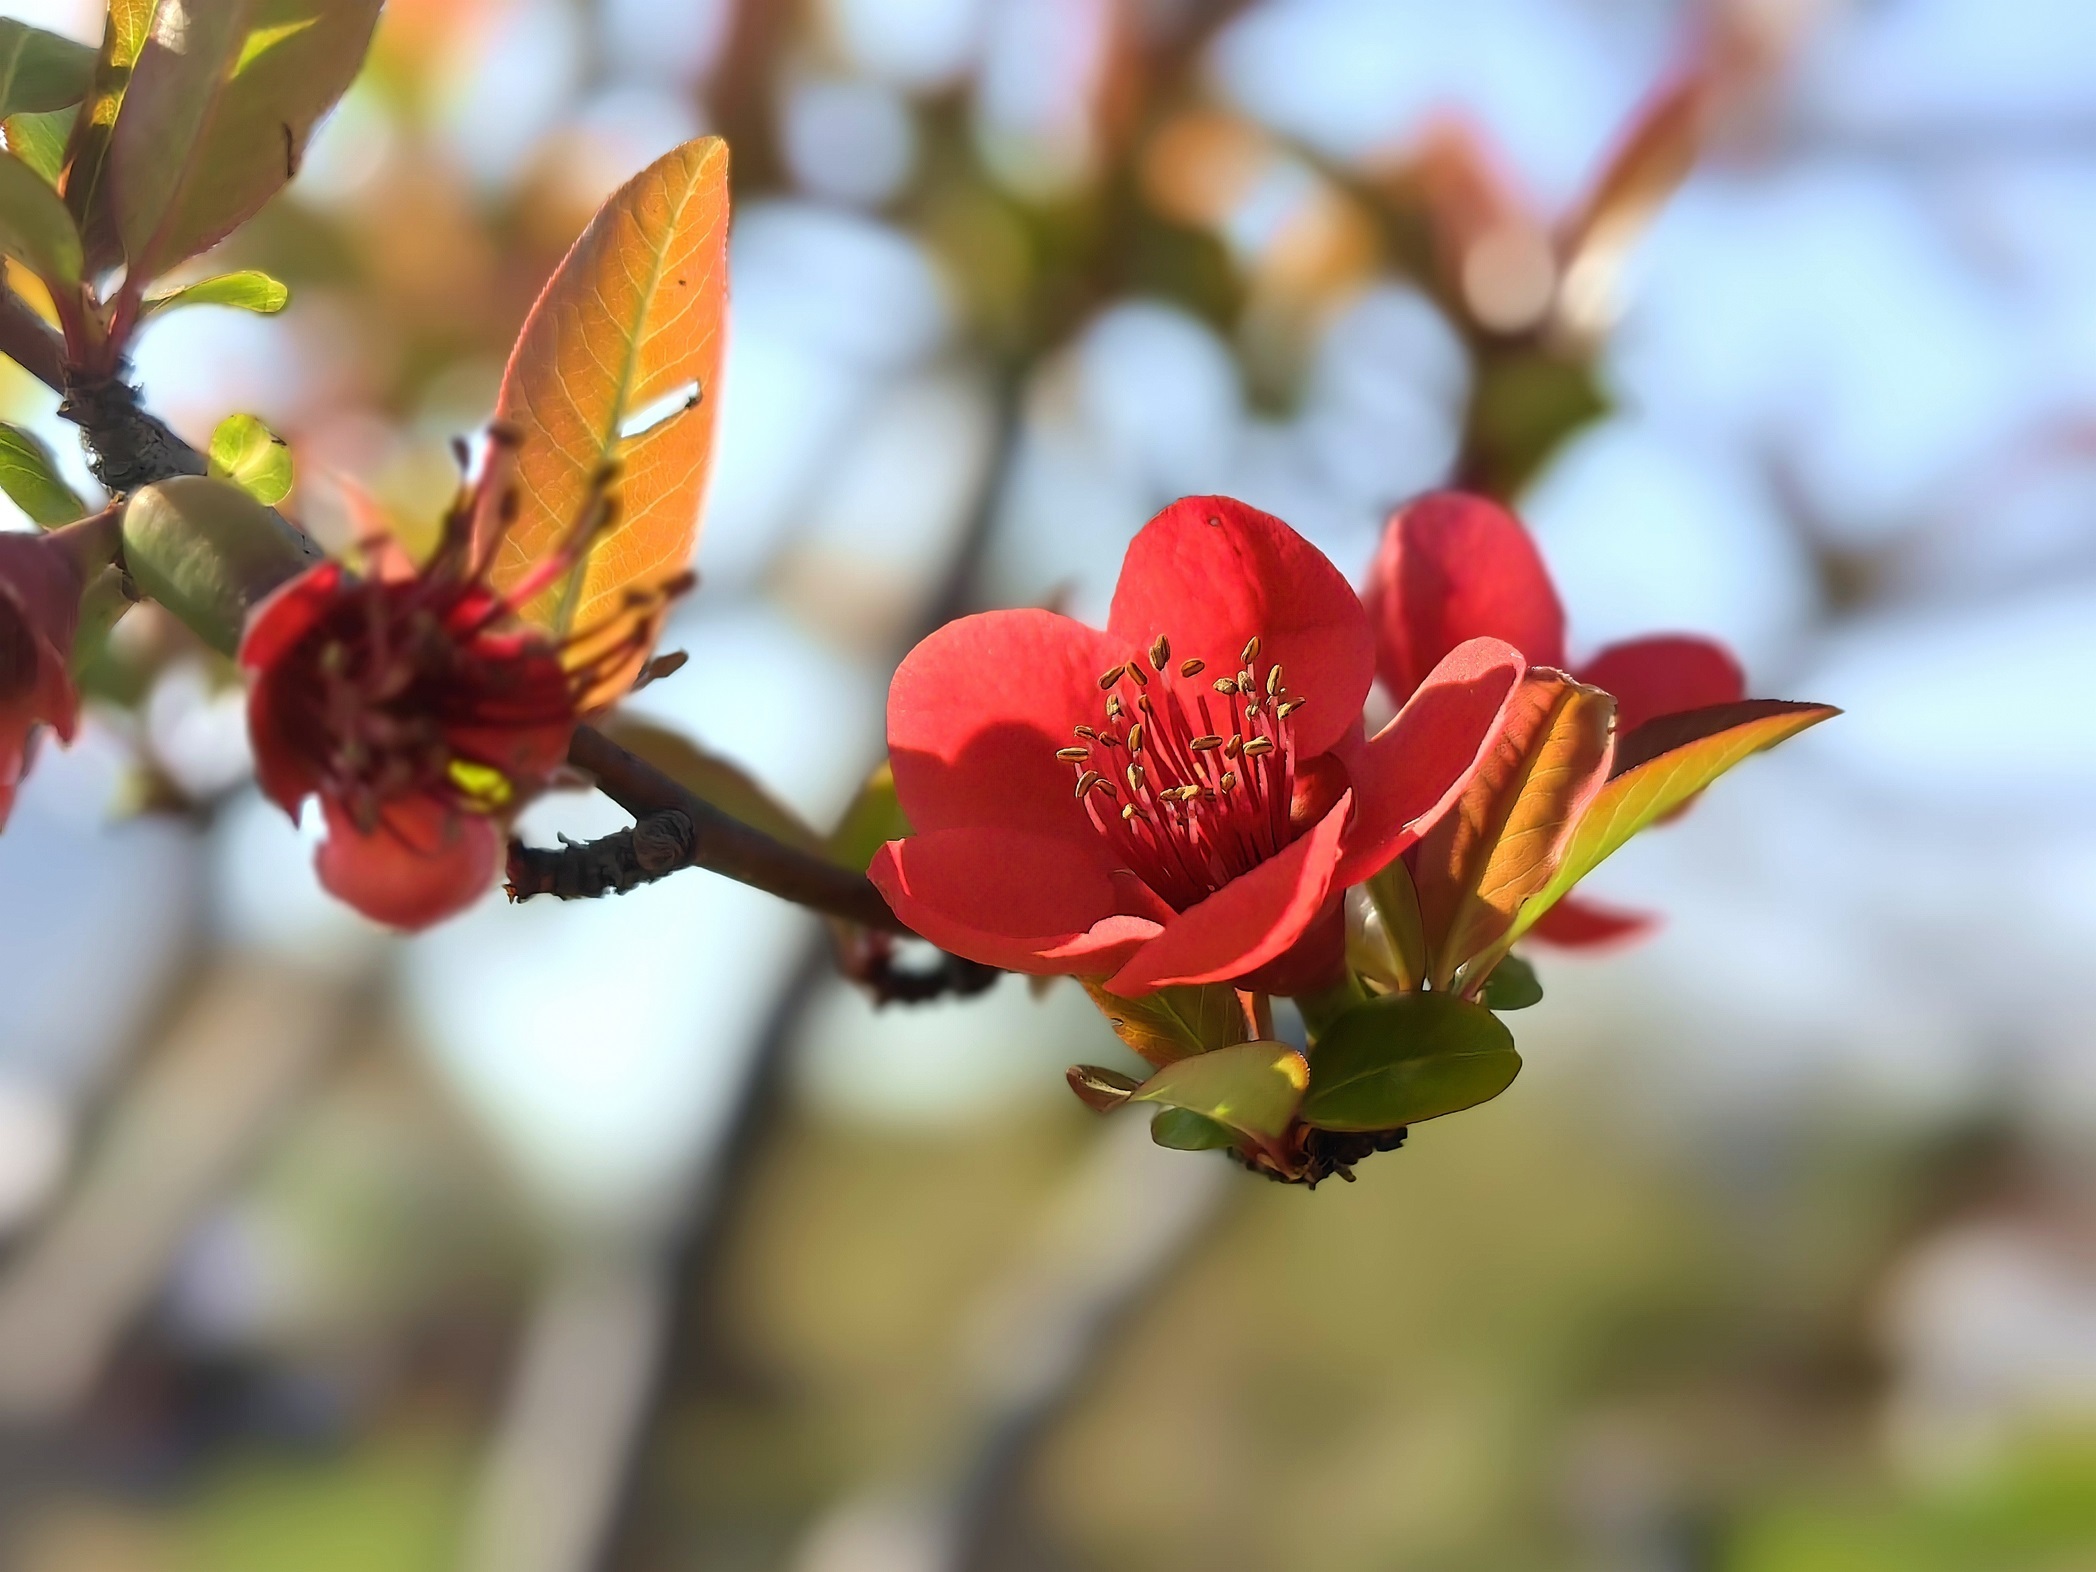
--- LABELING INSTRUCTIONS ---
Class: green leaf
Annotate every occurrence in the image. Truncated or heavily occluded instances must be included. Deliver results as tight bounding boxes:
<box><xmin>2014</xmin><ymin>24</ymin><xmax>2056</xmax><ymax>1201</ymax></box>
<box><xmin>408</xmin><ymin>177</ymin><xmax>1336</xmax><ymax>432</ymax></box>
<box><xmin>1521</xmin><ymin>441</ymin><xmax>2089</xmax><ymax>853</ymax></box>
<box><xmin>4</xmin><ymin>104</ymin><xmax>74</xmax><ymax>183</ymax></box>
<box><xmin>1081</xmin><ymin>980</ymin><xmax>1249</xmax><ymax>1068</ymax></box>
<box><xmin>1361</xmin><ymin>859</ymin><xmax>1426</xmax><ymax>991</ymax></box>
<box><xmin>0</xmin><ymin>148</ymin><xmax>79</xmax><ymax>282</ymax></box>
<box><xmin>1065</xmin><ymin>1064</ymin><xmax>1141</xmax><ymax>1114</ymax></box>
<box><xmin>0</xmin><ymin>421</ymin><xmax>86</xmax><ymax>527</ymax></box>
<box><xmin>207</xmin><ymin>413</ymin><xmax>294</xmax><ymax>505</ymax></box>
<box><xmin>145</xmin><ymin>268</ymin><xmax>289</xmax><ymax>318</ymax></box>
<box><xmin>121</xmin><ymin>476</ymin><xmax>322</xmax><ymax>655</ymax></box>
<box><xmin>1493</xmin><ymin>700</ymin><xmax>1840</xmax><ymax>958</ymax></box>
<box><xmin>102</xmin><ymin>0</ymin><xmax>384</xmax><ymax>283</ymax></box>
<box><xmin>1479</xmin><ymin>954</ymin><xmax>1543</xmax><ymax>1011</ymax></box>
<box><xmin>1129</xmin><ymin>1040</ymin><xmax>1308</xmax><ymax>1149</ymax></box>
<box><xmin>0</xmin><ymin>21</ymin><xmax>94</xmax><ymax>119</ymax></box>
<box><xmin>1150</xmin><ymin>1108</ymin><xmax>1237</xmax><ymax>1151</ymax></box>
<box><xmin>598</xmin><ymin>717</ymin><xmax>827</xmax><ymax>858</ymax></box>
<box><xmin>828</xmin><ymin>760</ymin><xmax>911</xmax><ymax>871</ymax></box>
<box><xmin>1300</xmin><ymin>992</ymin><xmax>1521</xmax><ymax>1133</ymax></box>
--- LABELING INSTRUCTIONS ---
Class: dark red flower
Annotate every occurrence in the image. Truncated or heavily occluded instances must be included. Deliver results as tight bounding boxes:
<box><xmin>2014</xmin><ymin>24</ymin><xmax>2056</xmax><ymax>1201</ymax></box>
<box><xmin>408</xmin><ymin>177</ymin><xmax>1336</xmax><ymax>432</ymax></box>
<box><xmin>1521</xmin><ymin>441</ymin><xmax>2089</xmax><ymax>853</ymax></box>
<box><xmin>241</xmin><ymin>449</ymin><xmax>668</xmax><ymax>929</ymax></box>
<box><xmin>0</xmin><ymin>511</ymin><xmax>119</xmax><ymax>829</ymax></box>
<box><xmin>871</xmin><ymin>496</ymin><xmax>1524</xmax><ymax>996</ymax></box>
<box><xmin>1364</xmin><ymin>491</ymin><xmax>1745</xmax><ymax>946</ymax></box>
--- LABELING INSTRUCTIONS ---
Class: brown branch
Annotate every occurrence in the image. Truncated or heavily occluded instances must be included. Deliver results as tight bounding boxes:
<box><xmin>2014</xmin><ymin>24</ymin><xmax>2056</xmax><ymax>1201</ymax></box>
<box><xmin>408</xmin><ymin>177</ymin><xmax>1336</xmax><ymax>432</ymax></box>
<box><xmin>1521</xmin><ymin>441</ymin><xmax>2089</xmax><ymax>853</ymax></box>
<box><xmin>560</xmin><ymin>723</ymin><xmax>909</xmax><ymax>933</ymax></box>
<box><xmin>0</xmin><ymin>290</ymin><xmax>64</xmax><ymax>391</ymax></box>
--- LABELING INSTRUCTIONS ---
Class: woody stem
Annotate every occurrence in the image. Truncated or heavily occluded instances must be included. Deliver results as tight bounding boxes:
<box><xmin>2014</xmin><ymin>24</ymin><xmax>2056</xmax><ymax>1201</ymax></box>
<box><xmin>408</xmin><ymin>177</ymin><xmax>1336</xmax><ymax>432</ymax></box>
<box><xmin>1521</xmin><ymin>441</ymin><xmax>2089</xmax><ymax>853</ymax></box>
<box><xmin>566</xmin><ymin>724</ymin><xmax>909</xmax><ymax>933</ymax></box>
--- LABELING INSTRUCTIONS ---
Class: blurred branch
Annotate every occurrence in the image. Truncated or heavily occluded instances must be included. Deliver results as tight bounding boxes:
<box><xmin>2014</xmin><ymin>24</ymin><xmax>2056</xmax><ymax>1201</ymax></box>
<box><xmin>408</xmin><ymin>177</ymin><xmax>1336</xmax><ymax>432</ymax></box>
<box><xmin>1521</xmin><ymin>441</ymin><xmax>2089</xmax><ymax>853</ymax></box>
<box><xmin>0</xmin><ymin>288</ymin><xmax>64</xmax><ymax>391</ymax></box>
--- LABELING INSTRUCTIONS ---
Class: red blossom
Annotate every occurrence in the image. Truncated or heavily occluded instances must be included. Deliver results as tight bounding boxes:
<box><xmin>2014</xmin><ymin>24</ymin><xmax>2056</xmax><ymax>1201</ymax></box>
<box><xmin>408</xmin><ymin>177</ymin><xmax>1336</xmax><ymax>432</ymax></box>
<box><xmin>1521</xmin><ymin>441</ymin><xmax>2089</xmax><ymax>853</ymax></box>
<box><xmin>1364</xmin><ymin>491</ymin><xmax>1746</xmax><ymax>947</ymax></box>
<box><xmin>870</xmin><ymin>497</ymin><xmax>1524</xmax><ymax>997</ymax></box>
<box><xmin>241</xmin><ymin>446</ymin><xmax>674</xmax><ymax>929</ymax></box>
<box><xmin>0</xmin><ymin>511</ymin><xmax>119</xmax><ymax>829</ymax></box>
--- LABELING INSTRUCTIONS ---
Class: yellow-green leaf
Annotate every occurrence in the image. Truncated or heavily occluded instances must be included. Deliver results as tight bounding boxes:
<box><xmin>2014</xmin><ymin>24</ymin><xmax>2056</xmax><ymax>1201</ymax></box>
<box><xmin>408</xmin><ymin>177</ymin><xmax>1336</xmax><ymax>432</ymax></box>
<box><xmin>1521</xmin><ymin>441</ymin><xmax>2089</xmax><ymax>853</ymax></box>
<box><xmin>145</xmin><ymin>268</ymin><xmax>288</xmax><ymax>317</ymax></box>
<box><xmin>102</xmin><ymin>0</ymin><xmax>383</xmax><ymax>283</ymax></box>
<box><xmin>598</xmin><ymin>716</ymin><xmax>826</xmax><ymax>858</ymax></box>
<box><xmin>0</xmin><ymin>421</ymin><xmax>86</xmax><ymax>527</ymax></box>
<box><xmin>1081</xmin><ymin>979</ymin><xmax>1249</xmax><ymax>1069</ymax></box>
<box><xmin>1149</xmin><ymin>1108</ymin><xmax>1237</xmax><ymax>1151</ymax></box>
<box><xmin>5</xmin><ymin>104</ymin><xmax>74</xmax><ymax>183</ymax></box>
<box><xmin>207</xmin><ymin>413</ymin><xmax>293</xmax><ymax>505</ymax></box>
<box><xmin>828</xmin><ymin>760</ymin><xmax>910</xmax><ymax>872</ymax></box>
<box><xmin>1495</xmin><ymin>699</ymin><xmax>1840</xmax><ymax>956</ymax></box>
<box><xmin>0</xmin><ymin>21</ymin><xmax>95</xmax><ymax>119</ymax></box>
<box><xmin>0</xmin><ymin>148</ymin><xmax>79</xmax><ymax>282</ymax></box>
<box><xmin>1129</xmin><ymin>1040</ymin><xmax>1309</xmax><ymax>1149</ymax></box>
<box><xmin>1413</xmin><ymin>670</ymin><xmax>1615</xmax><ymax>987</ymax></box>
<box><xmin>492</xmin><ymin>136</ymin><xmax>729</xmax><ymax>703</ymax></box>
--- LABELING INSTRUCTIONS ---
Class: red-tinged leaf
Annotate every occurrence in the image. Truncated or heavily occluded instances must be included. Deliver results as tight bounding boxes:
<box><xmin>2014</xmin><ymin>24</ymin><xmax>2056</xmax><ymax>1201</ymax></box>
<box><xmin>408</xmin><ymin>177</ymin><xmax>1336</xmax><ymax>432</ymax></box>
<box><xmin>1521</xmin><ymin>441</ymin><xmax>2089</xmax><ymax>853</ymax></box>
<box><xmin>492</xmin><ymin>136</ymin><xmax>729</xmax><ymax>705</ymax></box>
<box><xmin>1129</xmin><ymin>1040</ymin><xmax>1309</xmax><ymax>1151</ymax></box>
<box><xmin>61</xmin><ymin>0</ymin><xmax>153</xmax><ymax>270</ymax></box>
<box><xmin>1066</xmin><ymin>1064</ymin><xmax>1141</xmax><ymax>1113</ymax></box>
<box><xmin>1491</xmin><ymin>699</ymin><xmax>1839</xmax><ymax>960</ymax></box>
<box><xmin>1411</xmin><ymin>669</ymin><xmax>1615</xmax><ymax>988</ymax></box>
<box><xmin>100</xmin><ymin>0</ymin><xmax>383</xmax><ymax>284</ymax></box>
<box><xmin>1080</xmin><ymin>979</ymin><xmax>1248</xmax><ymax>1068</ymax></box>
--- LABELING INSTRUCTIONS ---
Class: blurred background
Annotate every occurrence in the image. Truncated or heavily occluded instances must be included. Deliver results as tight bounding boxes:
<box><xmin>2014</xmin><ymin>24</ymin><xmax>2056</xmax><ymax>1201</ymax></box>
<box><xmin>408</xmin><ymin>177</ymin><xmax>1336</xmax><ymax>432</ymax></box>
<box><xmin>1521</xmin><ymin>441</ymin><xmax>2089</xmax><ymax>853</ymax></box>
<box><xmin>3</xmin><ymin>0</ymin><xmax>2096</xmax><ymax>1567</ymax></box>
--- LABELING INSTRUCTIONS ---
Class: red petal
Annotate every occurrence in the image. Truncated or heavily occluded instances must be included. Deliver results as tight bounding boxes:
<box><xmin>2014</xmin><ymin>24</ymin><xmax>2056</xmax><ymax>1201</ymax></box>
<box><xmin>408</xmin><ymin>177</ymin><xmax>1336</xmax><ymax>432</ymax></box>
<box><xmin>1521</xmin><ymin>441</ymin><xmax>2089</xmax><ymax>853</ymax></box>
<box><xmin>1104</xmin><ymin>791</ymin><xmax>1352</xmax><ymax>996</ymax></box>
<box><xmin>238</xmin><ymin>561</ymin><xmax>347</xmax><ymax>674</ymax></box>
<box><xmin>314</xmin><ymin>796</ymin><xmax>501</xmax><ymax>929</ymax></box>
<box><xmin>888</xmin><ymin>607</ymin><xmax>1132</xmax><ymax>839</ymax></box>
<box><xmin>1332</xmin><ymin>636</ymin><xmax>1526</xmax><ymax>887</ymax></box>
<box><xmin>1576</xmin><ymin>635</ymin><xmax>1744</xmax><ymax>735</ymax></box>
<box><xmin>869</xmin><ymin>827</ymin><xmax>1160</xmax><ymax>975</ymax></box>
<box><xmin>1526</xmin><ymin>894</ymin><xmax>1655</xmax><ymax>949</ymax></box>
<box><xmin>1107</xmin><ymin>496</ymin><xmax>1374</xmax><ymax>759</ymax></box>
<box><xmin>244</xmin><ymin>657</ymin><xmax>322</xmax><ymax>815</ymax></box>
<box><xmin>1365</xmin><ymin>492</ymin><xmax>1567</xmax><ymax>701</ymax></box>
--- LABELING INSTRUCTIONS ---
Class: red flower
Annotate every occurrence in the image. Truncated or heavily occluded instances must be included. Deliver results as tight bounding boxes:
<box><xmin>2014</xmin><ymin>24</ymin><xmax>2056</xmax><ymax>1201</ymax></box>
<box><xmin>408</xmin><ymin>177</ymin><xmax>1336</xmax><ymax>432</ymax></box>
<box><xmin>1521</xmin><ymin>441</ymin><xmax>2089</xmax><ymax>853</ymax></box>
<box><xmin>241</xmin><ymin>449</ymin><xmax>667</xmax><ymax>929</ymax></box>
<box><xmin>871</xmin><ymin>497</ymin><xmax>1524</xmax><ymax>996</ymax></box>
<box><xmin>0</xmin><ymin>511</ymin><xmax>119</xmax><ymax>829</ymax></box>
<box><xmin>1364</xmin><ymin>491</ymin><xmax>1745</xmax><ymax>946</ymax></box>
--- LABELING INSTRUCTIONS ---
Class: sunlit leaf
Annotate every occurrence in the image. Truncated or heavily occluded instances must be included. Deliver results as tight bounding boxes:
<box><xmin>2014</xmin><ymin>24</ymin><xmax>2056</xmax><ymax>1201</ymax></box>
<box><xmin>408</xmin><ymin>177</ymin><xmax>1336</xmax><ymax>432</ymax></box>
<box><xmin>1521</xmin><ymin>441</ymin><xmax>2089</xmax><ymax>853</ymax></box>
<box><xmin>1495</xmin><ymin>700</ymin><xmax>1839</xmax><ymax>957</ymax></box>
<box><xmin>100</xmin><ymin>0</ymin><xmax>383</xmax><ymax>283</ymax></box>
<box><xmin>145</xmin><ymin>268</ymin><xmax>288</xmax><ymax>317</ymax></box>
<box><xmin>598</xmin><ymin>715</ymin><xmax>826</xmax><ymax>858</ymax></box>
<box><xmin>0</xmin><ymin>149</ymin><xmax>79</xmax><ymax>283</ymax></box>
<box><xmin>1300</xmin><ymin>992</ymin><xmax>1520</xmax><ymax>1133</ymax></box>
<box><xmin>1478</xmin><ymin>953</ymin><xmax>1542</xmax><ymax>1011</ymax></box>
<box><xmin>1412</xmin><ymin>670</ymin><xmax>1614</xmax><ymax>987</ymax></box>
<box><xmin>62</xmin><ymin>0</ymin><xmax>160</xmax><ymax>273</ymax></box>
<box><xmin>1066</xmin><ymin>1064</ymin><xmax>1141</xmax><ymax>1113</ymax></box>
<box><xmin>0</xmin><ymin>420</ymin><xmax>86</xmax><ymax>527</ymax></box>
<box><xmin>207</xmin><ymin>412</ymin><xmax>293</xmax><ymax>505</ymax></box>
<box><xmin>492</xmin><ymin>136</ymin><xmax>729</xmax><ymax>703</ymax></box>
<box><xmin>4</xmin><ymin>105</ymin><xmax>73</xmax><ymax>183</ymax></box>
<box><xmin>1361</xmin><ymin>859</ymin><xmax>1425</xmax><ymax>992</ymax></box>
<box><xmin>1149</xmin><ymin>1108</ymin><xmax>1237</xmax><ymax>1151</ymax></box>
<box><xmin>829</xmin><ymin>760</ymin><xmax>911</xmax><ymax>872</ymax></box>
<box><xmin>1080</xmin><ymin>979</ymin><xmax>1248</xmax><ymax>1069</ymax></box>
<box><xmin>1129</xmin><ymin>1040</ymin><xmax>1309</xmax><ymax>1149</ymax></box>
<box><xmin>121</xmin><ymin>476</ymin><xmax>322</xmax><ymax>655</ymax></box>
<box><xmin>0</xmin><ymin>21</ymin><xmax>94</xmax><ymax>119</ymax></box>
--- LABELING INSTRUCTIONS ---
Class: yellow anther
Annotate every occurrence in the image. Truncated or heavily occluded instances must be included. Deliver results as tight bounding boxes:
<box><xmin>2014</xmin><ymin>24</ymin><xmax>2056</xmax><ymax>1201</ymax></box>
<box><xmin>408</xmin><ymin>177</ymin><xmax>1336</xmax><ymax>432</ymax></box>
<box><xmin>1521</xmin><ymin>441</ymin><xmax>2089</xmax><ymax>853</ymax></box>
<box><xmin>1056</xmin><ymin>747</ymin><xmax>1090</xmax><ymax>762</ymax></box>
<box><xmin>1074</xmin><ymin>724</ymin><xmax>1097</xmax><ymax>739</ymax></box>
<box><xmin>1106</xmin><ymin>695</ymin><xmax>1124</xmax><ymax>720</ymax></box>
<box><xmin>1220</xmin><ymin>771</ymin><xmax>1238</xmax><ymax>792</ymax></box>
<box><xmin>1241</xmin><ymin>636</ymin><xmax>1260</xmax><ymax>663</ymax></box>
<box><xmin>1189</xmin><ymin>735</ymin><xmax>1223</xmax><ymax>751</ymax></box>
<box><xmin>1098</xmin><ymin>664</ymin><xmax>1126</xmax><ymax>690</ymax></box>
<box><xmin>1150</xmin><ymin>635</ymin><xmax>1171</xmax><ymax>670</ymax></box>
<box><xmin>1128</xmin><ymin>722</ymin><xmax>1145</xmax><ymax>753</ymax></box>
<box><xmin>1224</xmin><ymin>735</ymin><xmax>1242</xmax><ymax>758</ymax></box>
<box><xmin>1075</xmin><ymin>770</ymin><xmax>1103</xmax><ymax>797</ymax></box>
<box><xmin>1243</xmin><ymin>737</ymin><xmax>1275</xmax><ymax>757</ymax></box>
<box><xmin>1126</xmin><ymin>660</ymin><xmax>1148</xmax><ymax>687</ymax></box>
<box><xmin>1179</xmin><ymin>658</ymin><xmax>1206</xmax><ymax>678</ymax></box>
<box><xmin>1126</xmin><ymin>763</ymin><xmax>1145</xmax><ymax>793</ymax></box>
<box><xmin>1213</xmin><ymin>677</ymin><xmax>1237</xmax><ymax>694</ymax></box>
<box><xmin>1266</xmin><ymin>665</ymin><xmax>1283</xmax><ymax>697</ymax></box>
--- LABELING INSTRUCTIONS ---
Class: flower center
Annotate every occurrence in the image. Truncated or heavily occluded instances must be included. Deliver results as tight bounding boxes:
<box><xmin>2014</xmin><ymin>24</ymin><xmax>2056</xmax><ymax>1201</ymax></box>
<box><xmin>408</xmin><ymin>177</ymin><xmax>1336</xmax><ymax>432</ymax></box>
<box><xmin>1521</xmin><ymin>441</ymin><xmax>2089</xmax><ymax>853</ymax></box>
<box><xmin>1053</xmin><ymin>632</ymin><xmax>1314</xmax><ymax>911</ymax></box>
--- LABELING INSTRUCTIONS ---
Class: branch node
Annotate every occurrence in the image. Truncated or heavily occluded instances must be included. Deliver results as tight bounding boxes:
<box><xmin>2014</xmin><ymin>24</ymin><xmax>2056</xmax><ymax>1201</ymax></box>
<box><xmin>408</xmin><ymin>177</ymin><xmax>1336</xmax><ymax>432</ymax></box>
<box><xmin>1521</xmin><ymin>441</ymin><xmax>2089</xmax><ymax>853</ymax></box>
<box><xmin>505</xmin><ymin>809</ymin><xmax>696</xmax><ymax>901</ymax></box>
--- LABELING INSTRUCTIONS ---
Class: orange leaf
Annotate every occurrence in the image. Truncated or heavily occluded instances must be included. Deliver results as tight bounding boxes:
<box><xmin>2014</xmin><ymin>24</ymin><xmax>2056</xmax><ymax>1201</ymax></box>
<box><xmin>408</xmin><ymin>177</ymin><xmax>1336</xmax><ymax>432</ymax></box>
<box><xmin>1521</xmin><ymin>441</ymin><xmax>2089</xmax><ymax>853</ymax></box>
<box><xmin>491</xmin><ymin>136</ymin><xmax>728</xmax><ymax>706</ymax></box>
<box><xmin>1411</xmin><ymin>669</ymin><xmax>1615</xmax><ymax>988</ymax></box>
<box><xmin>1489</xmin><ymin>699</ymin><xmax>1840</xmax><ymax>963</ymax></box>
